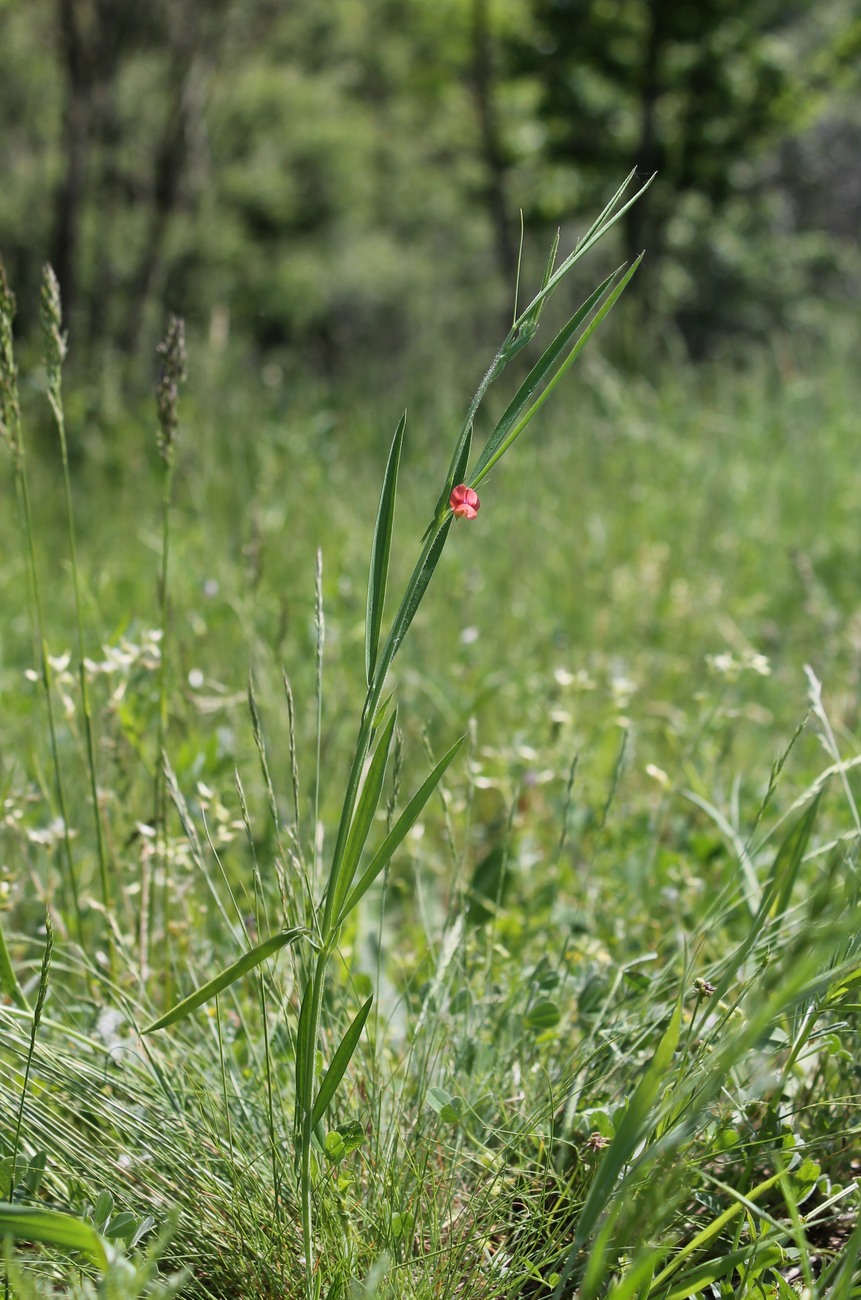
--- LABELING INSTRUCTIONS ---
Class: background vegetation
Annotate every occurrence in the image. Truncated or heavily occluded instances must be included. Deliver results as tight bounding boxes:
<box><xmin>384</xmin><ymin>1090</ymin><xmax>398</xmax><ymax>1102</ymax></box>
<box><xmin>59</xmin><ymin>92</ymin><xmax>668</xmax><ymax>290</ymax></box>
<box><xmin>0</xmin><ymin>1</ymin><xmax>860</xmax><ymax>1297</ymax></box>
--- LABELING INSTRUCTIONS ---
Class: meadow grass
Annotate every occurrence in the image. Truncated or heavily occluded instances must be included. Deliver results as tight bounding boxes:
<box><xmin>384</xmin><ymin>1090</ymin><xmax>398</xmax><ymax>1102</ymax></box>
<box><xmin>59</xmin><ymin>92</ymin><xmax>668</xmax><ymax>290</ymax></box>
<box><xmin>0</xmin><ymin>223</ymin><xmax>860</xmax><ymax>1299</ymax></box>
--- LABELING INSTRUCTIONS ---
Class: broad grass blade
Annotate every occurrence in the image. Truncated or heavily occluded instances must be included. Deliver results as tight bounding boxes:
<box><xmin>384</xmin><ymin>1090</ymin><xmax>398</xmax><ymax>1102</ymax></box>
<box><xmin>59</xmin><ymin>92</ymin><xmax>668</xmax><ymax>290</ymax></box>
<box><xmin>469</xmin><ymin>268</ymin><xmax>622</xmax><ymax>488</ymax></box>
<box><xmin>553</xmin><ymin>1001</ymin><xmax>682</xmax><ymax>1297</ymax></box>
<box><xmin>328</xmin><ymin>710</ymin><xmax>397</xmax><ymax>929</ymax></box>
<box><xmin>311</xmin><ymin>994</ymin><xmax>373</xmax><ymax>1127</ymax></box>
<box><xmin>337</xmin><ymin>735</ymin><xmax>464</xmax><ymax>924</ymax></box>
<box><xmin>366</xmin><ymin>413</ymin><xmax>406</xmax><ymax>686</ymax></box>
<box><xmin>142</xmin><ymin>928</ymin><xmax>309</xmax><ymax>1033</ymax></box>
<box><xmin>647</xmin><ymin>1170</ymin><xmax>782</xmax><ymax>1295</ymax></box>
<box><xmin>0</xmin><ymin>1204</ymin><xmax>108</xmax><ymax>1270</ymax></box>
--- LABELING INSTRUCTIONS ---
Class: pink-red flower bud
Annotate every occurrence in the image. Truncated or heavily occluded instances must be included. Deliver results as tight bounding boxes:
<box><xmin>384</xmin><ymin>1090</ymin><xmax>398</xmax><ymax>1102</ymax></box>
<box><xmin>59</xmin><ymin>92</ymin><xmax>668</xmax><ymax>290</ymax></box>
<box><xmin>449</xmin><ymin>484</ymin><xmax>480</xmax><ymax>520</ymax></box>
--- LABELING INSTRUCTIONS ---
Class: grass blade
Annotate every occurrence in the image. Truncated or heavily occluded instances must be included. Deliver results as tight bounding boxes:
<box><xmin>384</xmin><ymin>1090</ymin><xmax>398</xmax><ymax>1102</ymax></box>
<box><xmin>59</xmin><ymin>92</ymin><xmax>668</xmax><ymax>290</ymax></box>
<box><xmin>471</xmin><ymin>257</ymin><xmax>643</xmax><ymax>491</ymax></box>
<box><xmin>708</xmin><ymin>796</ymin><xmax>821</xmax><ymax>1009</ymax></box>
<box><xmin>311</xmin><ymin>994</ymin><xmax>374</xmax><ymax>1127</ymax></box>
<box><xmin>373</xmin><ymin>517</ymin><xmax>453</xmax><ymax>688</ymax></box>
<box><xmin>327</xmin><ymin>710</ymin><xmax>398</xmax><ymax>932</ymax></box>
<box><xmin>366</xmin><ymin>413</ymin><xmax>406</xmax><ymax>686</ymax></box>
<box><xmin>655</xmin><ymin>1244</ymin><xmax>783</xmax><ymax>1300</ymax></box>
<box><xmin>0</xmin><ymin>1204</ymin><xmax>108</xmax><ymax>1270</ymax></box>
<box><xmin>553</xmin><ymin>1001</ymin><xmax>682</xmax><ymax>1297</ymax></box>
<box><xmin>337</xmin><ymin>735</ymin><xmax>465</xmax><ymax>924</ymax></box>
<box><xmin>142</xmin><ymin>928</ymin><xmax>310</xmax><ymax>1033</ymax></box>
<box><xmin>514</xmin><ymin>171</ymin><xmax>652</xmax><ymax>327</ymax></box>
<box><xmin>469</xmin><ymin>267</ymin><xmax>623</xmax><ymax>489</ymax></box>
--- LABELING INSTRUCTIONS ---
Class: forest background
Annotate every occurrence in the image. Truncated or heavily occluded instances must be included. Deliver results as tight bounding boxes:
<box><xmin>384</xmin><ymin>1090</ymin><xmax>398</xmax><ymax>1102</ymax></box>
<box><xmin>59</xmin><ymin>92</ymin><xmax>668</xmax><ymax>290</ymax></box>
<box><xmin>1</xmin><ymin>0</ymin><xmax>859</xmax><ymax>387</ymax></box>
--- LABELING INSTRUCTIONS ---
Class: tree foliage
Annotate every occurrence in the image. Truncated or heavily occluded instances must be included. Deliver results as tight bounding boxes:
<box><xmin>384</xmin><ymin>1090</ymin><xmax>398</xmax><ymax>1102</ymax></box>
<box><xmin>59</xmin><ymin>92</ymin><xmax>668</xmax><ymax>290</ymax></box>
<box><xmin>0</xmin><ymin>0</ymin><xmax>857</xmax><ymax>367</ymax></box>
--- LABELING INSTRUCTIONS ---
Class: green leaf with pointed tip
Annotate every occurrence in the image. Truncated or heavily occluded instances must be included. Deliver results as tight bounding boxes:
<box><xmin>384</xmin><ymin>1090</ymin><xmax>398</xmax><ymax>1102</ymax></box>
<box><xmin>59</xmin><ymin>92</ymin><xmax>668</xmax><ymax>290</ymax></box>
<box><xmin>472</xmin><ymin>259</ymin><xmax>642</xmax><ymax>491</ymax></box>
<box><xmin>311</xmin><ymin>995</ymin><xmax>373</xmax><ymax>1127</ymax></box>
<box><xmin>0</xmin><ymin>1203</ymin><xmax>108</xmax><ymax>1270</ymax></box>
<box><xmin>470</xmin><ymin>267</ymin><xmax>624</xmax><ymax>489</ymax></box>
<box><xmin>658</xmin><ymin>1244</ymin><xmax>784</xmax><ymax>1300</ymax></box>
<box><xmin>142</xmin><ymin>928</ymin><xmax>310</xmax><ymax>1033</ymax></box>
<box><xmin>514</xmin><ymin>170</ymin><xmax>652</xmax><ymax>328</ymax></box>
<box><xmin>555</xmin><ymin>1000</ymin><xmax>681</xmax><ymax>1294</ymax></box>
<box><xmin>366</xmin><ymin>413</ymin><xmax>406</xmax><ymax>686</ymax></box>
<box><xmin>524</xmin><ymin>999</ymin><xmax>561</xmax><ymax>1032</ymax></box>
<box><xmin>327</xmin><ymin>710</ymin><xmax>398</xmax><ymax>933</ymax></box>
<box><xmin>770</xmin><ymin>793</ymin><xmax>820</xmax><ymax>919</ymax></box>
<box><xmin>337</xmin><ymin>735</ymin><xmax>464</xmax><ymax>924</ymax></box>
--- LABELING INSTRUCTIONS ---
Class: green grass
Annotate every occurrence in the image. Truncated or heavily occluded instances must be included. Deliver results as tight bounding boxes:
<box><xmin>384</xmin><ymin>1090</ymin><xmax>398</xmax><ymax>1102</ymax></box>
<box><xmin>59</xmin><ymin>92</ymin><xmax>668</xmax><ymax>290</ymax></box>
<box><xmin>0</xmin><ymin>238</ymin><xmax>860</xmax><ymax>1299</ymax></box>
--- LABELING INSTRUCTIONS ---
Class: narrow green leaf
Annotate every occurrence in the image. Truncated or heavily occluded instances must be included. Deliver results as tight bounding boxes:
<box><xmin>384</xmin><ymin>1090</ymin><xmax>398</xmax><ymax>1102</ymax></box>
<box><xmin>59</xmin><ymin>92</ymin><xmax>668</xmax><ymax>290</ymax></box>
<box><xmin>374</xmin><ymin>517</ymin><xmax>453</xmax><ymax>686</ymax></box>
<box><xmin>656</xmin><ymin>1244</ymin><xmax>783</xmax><ymax>1300</ymax></box>
<box><xmin>366</xmin><ymin>413</ymin><xmax>406</xmax><ymax>686</ymax></box>
<box><xmin>311</xmin><ymin>995</ymin><xmax>373</xmax><ymax>1128</ymax></box>
<box><xmin>554</xmin><ymin>1001</ymin><xmax>682</xmax><ymax>1297</ymax></box>
<box><xmin>327</xmin><ymin>710</ymin><xmax>398</xmax><ymax>931</ymax></box>
<box><xmin>469</xmin><ymin>268</ymin><xmax>621</xmax><ymax>490</ymax></box>
<box><xmin>770</xmin><ymin>793</ymin><xmax>820</xmax><ymax>918</ymax></box>
<box><xmin>295</xmin><ymin>975</ymin><xmax>314</xmax><ymax>1120</ymax></box>
<box><xmin>514</xmin><ymin>170</ymin><xmax>652</xmax><ymax>326</ymax></box>
<box><xmin>337</xmin><ymin>735</ymin><xmax>464</xmax><ymax>924</ymax></box>
<box><xmin>708</xmin><ymin>797</ymin><xmax>821</xmax><ymax>1010</ymax></box>
<box><xmin>142</xmin><ymin>928</ymin><xmax>309</xmax><ymax>1033</ymax></box>
<box><xmin>817</xmin><ymin>1214</ymin><xmax>861</xmax><ymax>1299</ymax></box>
<box><xmin>0</xmin><ymin>1203</ymin><xmax>108</xmax><ymax>1270</ymax></box>
<box><xmin>648</xmin><ymin>1170</ymin><xmax>782</xmax><ymax>1294</ymax></box>
<box><xmin>473</xmin><ymin>258</ymin><xmax>643</xmax><ymax>491</ymax></box>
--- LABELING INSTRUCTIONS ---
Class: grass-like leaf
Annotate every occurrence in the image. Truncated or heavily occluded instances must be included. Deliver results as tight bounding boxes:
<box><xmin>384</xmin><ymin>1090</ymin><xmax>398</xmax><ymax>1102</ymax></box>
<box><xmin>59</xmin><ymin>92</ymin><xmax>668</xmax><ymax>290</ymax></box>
<box><xmin>0</xmin><ymin>1203</ymin><xmax>108</xmax><ymax>1270</ymax></box>
<box><xmin>142</xmin><ymin>928</ymin><xmax>310</xmax><ymax>1033</ymax></box>
<box><xmin>337</xmin><ymin>735</ymin><xmax>464</xmax><ymax>925</ymax></box>
<box><xmin>655</xmin><ymin>1243</ymin><xmax>784</xmax><ymax>1300</ymax></box>
<box><xmin>469</xmin><ymin>267</ymin><xmax>623</xmax><ymax>490</ymax></box>
<box><xmin>326</xmin><ymin>710</ymin><xmax>398</xmax><ymax>934</ymax></box>
<box><xmin>374</xmin><ymin>517</ymin><xmax>452</xmax><ymax>686</ymax></box>
<box><xmin>311</xmin><ymin>994</ymin><xmax>373</xmax><ymax>1127</ymax></box>
<box><xmin>708</xmin><ymin>796</ymin><xmax>821</xmax><ymax>1009</ymax></box>
<box><xmin>366</xmin><ymin>412</ymin><xmax>406</xmax><ymax>687</ymax></box>
<box><xmin>553</xmin><ymin>1001</ymin><xmax>682</xmax><ymax>1297</ymax></box>
<box><xmin>472</xmin><ymin>257</ymin><xmax>643</xmax><ymax>491</ymax></box>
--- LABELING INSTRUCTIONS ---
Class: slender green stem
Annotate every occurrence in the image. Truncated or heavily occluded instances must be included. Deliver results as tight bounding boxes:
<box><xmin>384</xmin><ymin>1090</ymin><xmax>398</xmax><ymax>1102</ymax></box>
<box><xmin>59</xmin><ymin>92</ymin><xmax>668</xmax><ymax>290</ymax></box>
<box><xmin>46</xmin><ymin>317</ymin><xmax>114</xmax><ymax>945</ymax></box>
<box><xmin>155</xmin><ymin>460</ymin><xmax>174</xmax><ymax>985</ymax></box>
<box><xmin>299</xmin><ymin>949</ymin><xmax>329</xmax><ymax>1292</ymax></box>
<box><xmin>16</xmin><ymin>470</ymin><xmax>83</xmax><ymax>939</ymax></box>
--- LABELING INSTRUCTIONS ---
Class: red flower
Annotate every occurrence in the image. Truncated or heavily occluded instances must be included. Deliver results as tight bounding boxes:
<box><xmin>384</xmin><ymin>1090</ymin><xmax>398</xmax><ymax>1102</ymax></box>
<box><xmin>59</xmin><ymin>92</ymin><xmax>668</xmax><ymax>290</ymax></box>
<box><xmin>449</xmin><ymin>484</ymin><xmax>480</xmax><ymax>520</ymax></box>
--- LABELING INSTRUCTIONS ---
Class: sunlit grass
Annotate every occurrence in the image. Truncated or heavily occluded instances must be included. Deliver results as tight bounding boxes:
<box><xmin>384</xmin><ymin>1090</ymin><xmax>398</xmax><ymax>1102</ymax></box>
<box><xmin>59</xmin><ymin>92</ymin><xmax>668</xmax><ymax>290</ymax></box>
<box><xmin>0</xmin><ymin>238</ymin><xmax>859</xmax><ymax>1298</ymax></box>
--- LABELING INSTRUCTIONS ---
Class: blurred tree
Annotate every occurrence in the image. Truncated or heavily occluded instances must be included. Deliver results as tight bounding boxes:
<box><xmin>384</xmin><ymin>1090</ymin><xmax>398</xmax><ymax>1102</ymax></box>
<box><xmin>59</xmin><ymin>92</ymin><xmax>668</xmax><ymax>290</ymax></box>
<box><xmin>512</xmin><ymin>0</ymin><xmax>824</xmax><ymax>347</ymax></box>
